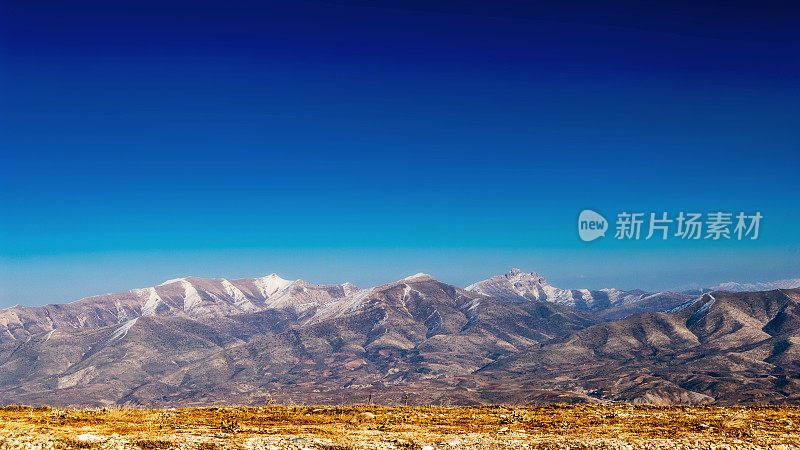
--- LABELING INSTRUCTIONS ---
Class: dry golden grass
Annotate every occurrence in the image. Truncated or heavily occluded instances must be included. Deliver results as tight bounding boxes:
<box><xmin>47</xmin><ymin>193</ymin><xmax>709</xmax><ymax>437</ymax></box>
<box><xmin>0</xmin><ymin>404</ymin><xmax>797</xmax><ymax>449</ymax></box>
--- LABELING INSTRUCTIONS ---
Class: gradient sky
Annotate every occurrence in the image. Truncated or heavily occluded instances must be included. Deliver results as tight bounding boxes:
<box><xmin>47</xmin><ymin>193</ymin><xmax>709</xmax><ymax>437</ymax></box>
<box><xmin>1</xmin><ymin>0</ymin><xmax>799</xmax><ymax>307</ymax></box>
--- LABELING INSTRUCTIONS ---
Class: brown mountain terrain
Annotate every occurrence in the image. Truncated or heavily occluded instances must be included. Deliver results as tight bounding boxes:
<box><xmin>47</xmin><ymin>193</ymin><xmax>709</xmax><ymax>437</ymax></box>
<box><xmin>475</xmin><ymin>289</ymin><xmax>800</xmax><ymax>405</ymax></box>
<box><xmin>0</xmin><ymin>275</ymin><xmax>596</xmax><ymax>407</ymax></box>
<box><xmin>0</xmin><ymin>272</ymin><xmax>798</xmax><ymax>407</ymax></box>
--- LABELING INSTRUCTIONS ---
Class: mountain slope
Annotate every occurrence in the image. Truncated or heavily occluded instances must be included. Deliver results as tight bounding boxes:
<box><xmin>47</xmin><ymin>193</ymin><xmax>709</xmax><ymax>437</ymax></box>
<box><xmin>476</xmin><ymin>289</ymin><xmax>800</xmax><ymax>405</ymax></box>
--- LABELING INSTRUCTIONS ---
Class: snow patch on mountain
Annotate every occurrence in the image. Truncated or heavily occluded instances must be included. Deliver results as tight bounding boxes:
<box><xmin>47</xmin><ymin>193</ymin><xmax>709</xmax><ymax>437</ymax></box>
<box><xmin>689</xmin><ymin>294</ymin><xmax>716</xmax><ymax>322</ymax></box>
<box><xmin>220</xmin><ymin>279</ymin><xmax>243</xmax><ymax>301</ymax></box>
<box><xmin>115</xmin><ymin>300</ymin><xmax>128</xmax><ymax>321</ymax></box>
<box><xmin>133</xmin><ymin>287</ymin><xmax>163</xmax><ymax>317</ymax></box>
<box><xmin>221</xmin><ymin>279</ymin><xmax>256</xmax><ymax>312</ymax></box>
<box><xmin>341</xmin><ymin>282</ymin><xmax>361</xmax><ymax>296</ymax></box>
<box><xmin>180</xmin><ymin>280</ymin><xmax>204</xmax><ymax>316</ymax></box>
<box><xmin>312</xmin><ymin>287</ymin><xmax>374</xmax><ymax>320</ymax></box>
<box><xmin>107</xmin><ymin>318</ymin><xmax>138</xmax><ymax>344</ymax></box>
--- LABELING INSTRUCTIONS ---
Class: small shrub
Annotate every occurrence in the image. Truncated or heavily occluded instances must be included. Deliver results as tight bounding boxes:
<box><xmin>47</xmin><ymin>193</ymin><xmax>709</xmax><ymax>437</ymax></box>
<box><xmin>316</xmin><ymin>445</ymin><xmax>354</xmax><ymax>450</ymax></box>
<box><xmin>134</xmin><ymin>439</ymin><xmax>173</xmax><ymax>449</ymax></box>
<box><xmin>55</xmin><ymin>439</ymin><xmax>98</xmax><ymax>449</ymax></box>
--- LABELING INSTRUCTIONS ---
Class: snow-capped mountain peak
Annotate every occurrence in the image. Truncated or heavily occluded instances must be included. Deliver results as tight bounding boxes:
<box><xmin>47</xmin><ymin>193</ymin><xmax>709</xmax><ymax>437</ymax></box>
<box><xmin>403</xmin><ymin>273</ymin><xmax>433</xmax><ymax>281</ymax></box>
<box><xmin>465</xmin><ymin>268</ymin><xmax>693</xmax><ymax>317</ymax></box>
<box><xmin>340</xmin><ymin>282</ymin><xmax>361</xmax><ymax>296</ymax></box>
<box><xmin>253</xmin><ymin>273</ymin><xmax>295</xmax><ymax>299</ymax></box>
<box><xmin>158</xmin><ymin>277</ymin><xmax>187</xmax><ymax>286</ymax></box>
<box><xmin>0</xmin><ymin>273</ymin><xmax>362</xmax><ymax>344</ymax></box>
<box><xmin>466</xmin><ymin>268</ymin><xmax>551</xmax><ymax>301</ymax></box>
<box><xmin>503</xmin><ymin>267</ymin><xmax>546</xmax><ymax>283</ymax></box>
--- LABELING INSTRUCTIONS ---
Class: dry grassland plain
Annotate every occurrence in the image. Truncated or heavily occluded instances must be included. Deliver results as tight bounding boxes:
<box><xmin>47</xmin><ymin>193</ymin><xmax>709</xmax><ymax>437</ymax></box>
<box><xmin>0</xmin><ymin>405</ymin><xmax>797</xmax><ymax>449</ymax></box>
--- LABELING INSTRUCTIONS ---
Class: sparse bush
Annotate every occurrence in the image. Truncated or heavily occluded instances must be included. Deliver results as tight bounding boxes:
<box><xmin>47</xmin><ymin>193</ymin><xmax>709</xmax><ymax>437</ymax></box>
<box><xmin>134</xmin><ymin>439</ymin><xmax>173</xmax><ymax>449</ymax></box>
<box><xmin>219</xmin><ymin>417</ymin><xmax>240</xmax><ymax>432</ymax></box>
<box><xmin>0</xmin><ymin>405</ymin><xmax>28</xmax><ymax>412</ymax></box>
<box><xmin>55</xmin><ymin>438</ymin><xmax>99</xmax><ymax>449</ymax></box>
<box><xmin>316</xmin><ymin>444</ymin><xmax>354</xmax><ymax>450</ymax></box>
<box><xmin>392</xmin><ymin>441</ymin><xmax>422</xmax><ymax>450</ymax></box>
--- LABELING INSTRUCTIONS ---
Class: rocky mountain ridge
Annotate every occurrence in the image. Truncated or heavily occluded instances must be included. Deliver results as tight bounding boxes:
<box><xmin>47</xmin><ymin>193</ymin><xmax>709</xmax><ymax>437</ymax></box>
<box><xmin>1</xmin><ymin>270</ymin><xmax>798</xmax><ymax>406</ymax></box>
<box><xmin>0</xmin><ymin>274</ymin><xmax>359</xmax><ymax>344</ymax></box>
<box><xmin>466</xmin><ymin>268</ymin><xmax>694</xmax><ymax>319</ymax></box>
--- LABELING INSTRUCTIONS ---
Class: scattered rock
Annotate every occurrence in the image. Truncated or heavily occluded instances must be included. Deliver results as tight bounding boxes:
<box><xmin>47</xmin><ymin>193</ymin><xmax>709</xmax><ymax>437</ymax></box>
<box><xmin>76</xmin><ymin>433</ymin><xmax>104</xmax><ymax>443</ymax></box>
<box><xmin>349</xmin><ymin>412</ymin><xmax>376</xmax><ymax>423</ymax></box>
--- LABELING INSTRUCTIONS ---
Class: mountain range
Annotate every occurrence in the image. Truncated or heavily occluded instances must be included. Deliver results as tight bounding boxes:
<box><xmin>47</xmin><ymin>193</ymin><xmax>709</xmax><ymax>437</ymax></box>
<box><xmin>465</xmin><ymin>268</ymin><xmax>695</xmax><ymax>320</ymax></box>
<box><xmin>0</xmin><ymin>274</ymin><xmax>359</xmax><ymax>344</ymax></box>
<box><xmin>0</xmin><ymin>269</ymin><xmax>798</xmax><ymax>407</ymax></box>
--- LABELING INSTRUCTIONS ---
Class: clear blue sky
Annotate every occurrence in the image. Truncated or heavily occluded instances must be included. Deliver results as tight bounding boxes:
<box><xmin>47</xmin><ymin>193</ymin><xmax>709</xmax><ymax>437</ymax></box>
<box><xmin>1</xmin><ymin>1</ymin><xmax>799</xmax><ymax>306</ymax></box>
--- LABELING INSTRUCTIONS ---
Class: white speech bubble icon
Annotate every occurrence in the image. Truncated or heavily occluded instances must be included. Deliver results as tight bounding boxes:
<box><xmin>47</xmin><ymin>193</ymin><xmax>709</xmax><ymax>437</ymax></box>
<box><xmin>578</xmin><ymin>210</ymin><xmax>607</xmax><ymax>242</ymax></box>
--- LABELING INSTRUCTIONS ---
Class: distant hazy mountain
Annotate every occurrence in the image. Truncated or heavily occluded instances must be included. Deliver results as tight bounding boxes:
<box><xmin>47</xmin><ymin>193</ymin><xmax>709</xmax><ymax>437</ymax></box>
<box><xmin>466</xmin><ymin>268</ymin><xmax>694</xmax><ymax>320</ymax></box>
<box><xmin>706</xmin><ymin>278</ymin><xmax>800</xmax><ymax>292</ymax></box>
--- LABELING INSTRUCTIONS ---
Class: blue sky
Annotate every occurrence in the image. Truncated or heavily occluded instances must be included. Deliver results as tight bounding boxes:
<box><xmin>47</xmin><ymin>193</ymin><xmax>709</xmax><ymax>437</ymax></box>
<box><xmin>1</xmin><ymin>1</ymin><xmax>799</xmax><ymax>306</ymax></box>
